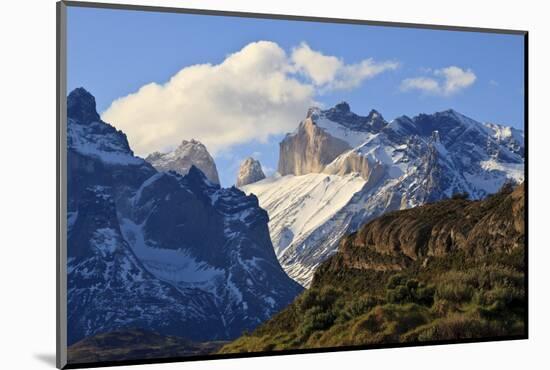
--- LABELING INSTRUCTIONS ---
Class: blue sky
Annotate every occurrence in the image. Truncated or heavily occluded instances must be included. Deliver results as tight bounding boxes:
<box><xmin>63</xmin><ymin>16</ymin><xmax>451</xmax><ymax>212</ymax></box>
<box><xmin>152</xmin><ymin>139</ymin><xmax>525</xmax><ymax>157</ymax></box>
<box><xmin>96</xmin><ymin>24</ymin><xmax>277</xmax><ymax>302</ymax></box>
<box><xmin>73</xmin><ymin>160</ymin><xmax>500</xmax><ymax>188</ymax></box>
<box><xmin>67</xmin><ymin>6</ymin><xmax>525</xmax><ymax>186</ymax></box>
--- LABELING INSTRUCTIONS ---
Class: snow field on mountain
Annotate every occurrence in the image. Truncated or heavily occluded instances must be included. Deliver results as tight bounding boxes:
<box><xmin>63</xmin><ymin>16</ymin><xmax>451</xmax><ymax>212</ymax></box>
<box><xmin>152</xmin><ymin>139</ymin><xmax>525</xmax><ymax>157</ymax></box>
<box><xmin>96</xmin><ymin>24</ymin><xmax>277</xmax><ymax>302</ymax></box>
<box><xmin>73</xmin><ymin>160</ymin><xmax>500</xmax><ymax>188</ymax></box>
<box><xmin>242</xmin><ymin>173</ymin><xmax>366</xmax><ymax>257</ymax></box>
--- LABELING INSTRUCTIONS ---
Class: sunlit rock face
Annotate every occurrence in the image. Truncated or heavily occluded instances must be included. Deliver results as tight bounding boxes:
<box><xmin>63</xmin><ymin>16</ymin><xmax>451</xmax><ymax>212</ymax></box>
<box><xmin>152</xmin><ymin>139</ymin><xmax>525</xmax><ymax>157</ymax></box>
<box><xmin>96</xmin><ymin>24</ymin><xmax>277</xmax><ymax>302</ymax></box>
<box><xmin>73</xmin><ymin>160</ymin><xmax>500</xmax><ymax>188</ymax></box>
<box><xmin>236</xmin><ymin>157</ymin><xmax>266</xmax><ymax>187</ymax></box>
<box><xmin>146</xmin><ymin>139</ymin><xmax>220</xmax><ymax>184</ymax></box>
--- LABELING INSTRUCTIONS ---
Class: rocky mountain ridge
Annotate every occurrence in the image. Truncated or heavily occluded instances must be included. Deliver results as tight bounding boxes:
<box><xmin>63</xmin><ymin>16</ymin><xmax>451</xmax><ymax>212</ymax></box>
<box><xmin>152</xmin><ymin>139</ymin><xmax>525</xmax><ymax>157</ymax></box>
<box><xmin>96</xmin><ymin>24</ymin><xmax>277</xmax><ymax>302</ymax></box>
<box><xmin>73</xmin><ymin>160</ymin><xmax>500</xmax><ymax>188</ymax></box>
<box><xmin>66</xmin><ymin>88</ymin><xmax>302</xmax><ymax>347</ymax></box>
<box><xmin>245</xmin><ymin>102</ymin><xmax>524</xmax><ymax>286</ymax></box>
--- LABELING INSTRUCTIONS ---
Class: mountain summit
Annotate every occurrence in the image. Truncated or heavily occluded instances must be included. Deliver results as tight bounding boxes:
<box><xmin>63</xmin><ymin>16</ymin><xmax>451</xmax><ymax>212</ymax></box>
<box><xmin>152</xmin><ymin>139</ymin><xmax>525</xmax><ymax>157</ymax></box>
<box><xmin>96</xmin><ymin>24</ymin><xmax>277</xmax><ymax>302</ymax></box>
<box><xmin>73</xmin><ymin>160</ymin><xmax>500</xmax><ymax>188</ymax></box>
<box><xmin>333</xmin><ymin>101</ymin><xmax>351</xmax><ymax>112</ymax></box>
<box><xmin>236</xmin><ymin>157</ymin><xmax>266</xmax><ymax>187</ymax></box>
<box><xmin>146</xmin><ymin>139</ymin><xmax>220</xmax><ymax>184</ymax></box>
<box><xmin>67</xmin><ymin>87</ymin><xmax>101</xmax><ymax>124</ymax></box>
<box><xmin>245</xmin><ymin>103</ymin><xmax>524</xmax><ymax>286</ymax></box>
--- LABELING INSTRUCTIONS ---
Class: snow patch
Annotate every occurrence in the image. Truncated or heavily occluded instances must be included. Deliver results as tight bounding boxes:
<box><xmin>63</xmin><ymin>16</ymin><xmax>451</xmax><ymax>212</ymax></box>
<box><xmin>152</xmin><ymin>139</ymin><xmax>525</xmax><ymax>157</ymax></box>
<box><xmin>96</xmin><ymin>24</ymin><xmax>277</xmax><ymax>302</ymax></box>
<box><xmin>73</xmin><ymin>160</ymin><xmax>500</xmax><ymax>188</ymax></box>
<box><xmin>119</xmin><ymin>217</ymin><xmax>223</xmax><ymax>283</ymax></box>
<box><xmin>91</xmin><ymin>228</ymin><xmax>120</xmax><ymax>255</ymax></box>
<box><xmin>242</xmin><ymin>173</ymin><xmax>366</xmax><ymax>258</ymax></box>
<box><xmin>315</xmin><ymin>116</ymin><xmax>373</xmax><ymax>148</ymax></box>
<box><xmin>68</xmin><ymin>120</ymin><xmax>143</xmax><ymax>166</ymax></box>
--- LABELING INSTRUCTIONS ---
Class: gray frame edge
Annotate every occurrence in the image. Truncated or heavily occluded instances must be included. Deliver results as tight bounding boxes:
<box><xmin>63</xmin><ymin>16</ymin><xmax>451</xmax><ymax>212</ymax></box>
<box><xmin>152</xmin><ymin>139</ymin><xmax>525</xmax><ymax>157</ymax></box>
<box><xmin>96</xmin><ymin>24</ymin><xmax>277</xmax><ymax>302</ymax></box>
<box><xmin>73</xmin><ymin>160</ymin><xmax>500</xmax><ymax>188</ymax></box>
<box><xmin>56</xmin><ymin>1</ymin><xmax>68</xmax><ymax>369</ymax></box>
<box><xmin>62</xmin><ymin>0</ymin><xmax>527</xmax><ymax>35</ymax></box>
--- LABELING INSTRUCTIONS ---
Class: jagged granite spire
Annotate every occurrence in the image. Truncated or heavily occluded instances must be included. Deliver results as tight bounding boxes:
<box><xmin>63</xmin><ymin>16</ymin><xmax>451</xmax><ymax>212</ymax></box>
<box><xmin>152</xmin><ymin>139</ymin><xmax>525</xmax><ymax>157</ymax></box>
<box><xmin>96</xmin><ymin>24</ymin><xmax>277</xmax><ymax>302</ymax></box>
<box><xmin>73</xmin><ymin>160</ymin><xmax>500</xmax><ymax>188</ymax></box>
<box><xmin>236</xmin><ymin>157</ymin><xmax>266</xmax><ymax>187</ymax></box>
<box><xmin>323</xmin><ymin>102</ymin><xmax>388</xmax><ymax>132</ymax></box>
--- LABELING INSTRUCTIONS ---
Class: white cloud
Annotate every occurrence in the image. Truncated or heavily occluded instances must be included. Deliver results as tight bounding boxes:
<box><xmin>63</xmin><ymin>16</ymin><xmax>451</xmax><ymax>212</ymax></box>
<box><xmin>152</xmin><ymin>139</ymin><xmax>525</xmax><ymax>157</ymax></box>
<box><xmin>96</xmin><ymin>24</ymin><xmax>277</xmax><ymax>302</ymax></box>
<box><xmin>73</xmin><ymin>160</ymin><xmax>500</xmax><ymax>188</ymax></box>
<box><xmin>103</xmin><ymin>41</ymin><xmax>311</xmax><ymax>156</ymax></box>
<box><xmin>400</xmin><ymin>66</ymin><xmax>476</xmax><ymax>96</ymax></box>
<box><xmin>291</xmin><ymin>43</ymin><xmax>341</xmax><ymax>86</ymax></box>
<box><xmin>436</xmin><ymin>66</ymin><xmax>477</xmax><ymax>94</ymax></box>
<box><xmin>400</xmin><ymin>77</ymin><xmax>440</xmax><ymax>94</ymax></box>
<box><xmin>291</xmin><ymin>42</ymin><xmax>399</xmax><ymax>91</ymax></box>
<box><xmin>102</xmin><ymin>41</ymin><xmax>397</xmax><ymax>156</ymax></box>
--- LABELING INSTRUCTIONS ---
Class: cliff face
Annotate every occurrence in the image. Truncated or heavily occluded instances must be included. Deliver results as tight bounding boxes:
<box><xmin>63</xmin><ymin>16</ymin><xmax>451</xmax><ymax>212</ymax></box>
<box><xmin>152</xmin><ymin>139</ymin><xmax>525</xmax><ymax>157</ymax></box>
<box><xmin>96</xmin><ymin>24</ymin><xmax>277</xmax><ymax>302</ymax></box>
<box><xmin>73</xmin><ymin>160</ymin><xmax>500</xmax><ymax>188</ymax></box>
<box><xmin>322</xmin><ymin>183</ymin><xmax>525</xmax><ymax>274</ymax></box>
<box><xmin>278</xmin><ymin>117</ymin><xmax>351</xmax><ymax>176</ymax></box>
<box><xmin>322</xmin><ymin>150</ymin><xmax>385</xmax><ymax>184</ymax></box>
<box><xmin>277</xmin><ymin>103</ymin><xmax>390</xmax><ymax>178</ymax></box>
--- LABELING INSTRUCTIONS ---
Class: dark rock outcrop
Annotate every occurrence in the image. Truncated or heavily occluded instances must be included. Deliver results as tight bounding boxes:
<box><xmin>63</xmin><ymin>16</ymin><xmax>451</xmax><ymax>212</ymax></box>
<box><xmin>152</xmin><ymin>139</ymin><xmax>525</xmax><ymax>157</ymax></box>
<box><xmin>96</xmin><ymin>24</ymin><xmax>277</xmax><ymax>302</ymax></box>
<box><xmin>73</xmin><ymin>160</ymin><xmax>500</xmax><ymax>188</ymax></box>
<box><xmin>67</xmin><ymin>87</ymin><xmax>100</xmax><ymax>125</ymax></box>
<box><xmin>322</xmin><ymin>102</ymin><xmax>388</xmax><ymax>132</ymax></box>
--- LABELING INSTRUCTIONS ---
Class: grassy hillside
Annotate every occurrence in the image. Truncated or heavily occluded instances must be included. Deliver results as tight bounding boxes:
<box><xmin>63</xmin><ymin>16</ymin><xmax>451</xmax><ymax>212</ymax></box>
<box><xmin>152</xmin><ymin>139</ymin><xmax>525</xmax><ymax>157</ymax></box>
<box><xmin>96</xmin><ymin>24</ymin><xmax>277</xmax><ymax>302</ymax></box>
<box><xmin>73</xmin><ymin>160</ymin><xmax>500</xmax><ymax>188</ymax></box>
<box><xmin>67</xmin><ymin>329</ymin><xmax>226</xmax><ymax>364</ymax></box>
<box><xmin>220</xmin><ymin>184</ymin><xmax>526</xmax><ymax>353</ymax></box>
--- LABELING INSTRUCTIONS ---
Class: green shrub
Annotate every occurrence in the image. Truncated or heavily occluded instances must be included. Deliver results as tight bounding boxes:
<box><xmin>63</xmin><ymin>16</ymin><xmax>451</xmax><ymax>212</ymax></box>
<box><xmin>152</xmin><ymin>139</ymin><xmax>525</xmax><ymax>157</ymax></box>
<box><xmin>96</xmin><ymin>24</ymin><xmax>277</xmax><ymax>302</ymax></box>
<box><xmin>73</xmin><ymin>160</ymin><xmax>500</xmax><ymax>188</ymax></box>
<box><xmin>352</xmin><ymin>308</ymin><xmax>382</xmax><ymax>334</ymax></box>
<box><xmin>401</xmin><ymin>313</ymin><xmax>505</xmax><ymax>342</ymax></box>
<box><xmin>219</xmin><ymin>239</ymin><xmax>525</xmax><ymax>353</ymax></box>
<box><xmin>436</xmin><ymin>282</ymin><xmax>475</xmax><ymax>303</ymax></box>
<box><xmin>473</xmin><ymin>286</ymin><xmax>524</xmax><ymax>320</ymax></box>
<box><xmin>345</xmin><ymin>295</ymin><xmax>381</xmax><ymax>318</ymax></box>
<box><xmin>415</xmin><ymin>284</ymin><xmax>436</xmax><ymax>306</ymax></box>
<box><xmin>302</xmin><ymin>306</ymin><xmax>336</xmax><ymax>336</ymax></box>
<box><xmin>386</xmin><ymin>276</ymin><xmax>434</xmax><ymax>306</ymax></box>
<box><xmin>299</xmin><ymin>286</ymin><xmax>341</xmax><ymax>312</ymax></box>
<box><xmin>430</xmin><ymin>299</ymin><xmax>455</xmax><ymax>316</ymax></box>
<box><xmin>386</xmin><ymin>274</ymin><xmax>408</xmax><ymax>290</ymax></box>
<box><xmin>351</xmin><ymin>303</ymin><xmax>430</xmax><ymax>342</ymax></box>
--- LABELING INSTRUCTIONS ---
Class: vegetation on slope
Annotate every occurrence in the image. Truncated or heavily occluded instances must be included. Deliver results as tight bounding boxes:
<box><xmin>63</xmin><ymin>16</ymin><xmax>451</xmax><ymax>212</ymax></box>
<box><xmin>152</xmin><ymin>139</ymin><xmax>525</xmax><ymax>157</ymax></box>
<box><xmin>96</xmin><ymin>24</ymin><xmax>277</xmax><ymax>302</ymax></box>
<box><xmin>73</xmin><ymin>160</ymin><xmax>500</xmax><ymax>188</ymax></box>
<box><xmin>220</xmin><ymin>184</ymin><xmax>526</xmax><ymax>353</ymax></box>
<box><xmin>67</xmin><ymin>329</ymin><xmax>226</xmax><ymax>364</ymax></box>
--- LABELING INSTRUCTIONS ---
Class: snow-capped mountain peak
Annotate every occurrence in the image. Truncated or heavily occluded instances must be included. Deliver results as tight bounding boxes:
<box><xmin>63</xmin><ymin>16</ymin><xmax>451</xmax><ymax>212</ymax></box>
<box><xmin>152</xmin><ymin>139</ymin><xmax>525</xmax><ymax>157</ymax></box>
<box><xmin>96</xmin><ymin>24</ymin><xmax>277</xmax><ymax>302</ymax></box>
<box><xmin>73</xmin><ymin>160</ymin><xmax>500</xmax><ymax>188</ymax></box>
<box><xmin>67</xmin><ymin>88</ymin><xmax>146</xmax><ymax>167</ymax></box>
<box><xmin>66</xmin><ymin>88</ymin><xmax>302</xmax><ymax>344</ymax></box>
<box><xmin>332</xmin><ymin>101</ymin><xmax>351</xmax><ymax>112</ymax></box>
<box><xmin>320</xmin><ymin>102</ymin><xmax>388</xmax><ymax>132</ymax></box>
<box><xmin>145</xmin><ymin>139</ymin><xmax>221</xmax><ymax>184</ymax></box>
<box><xmin>248</xmin><ymin>104</ymin><xmax>524</xmax><ymax>286</ymax></box>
